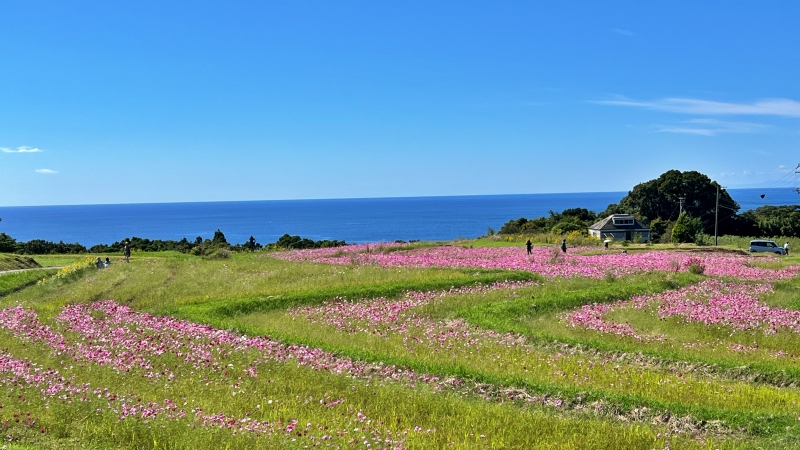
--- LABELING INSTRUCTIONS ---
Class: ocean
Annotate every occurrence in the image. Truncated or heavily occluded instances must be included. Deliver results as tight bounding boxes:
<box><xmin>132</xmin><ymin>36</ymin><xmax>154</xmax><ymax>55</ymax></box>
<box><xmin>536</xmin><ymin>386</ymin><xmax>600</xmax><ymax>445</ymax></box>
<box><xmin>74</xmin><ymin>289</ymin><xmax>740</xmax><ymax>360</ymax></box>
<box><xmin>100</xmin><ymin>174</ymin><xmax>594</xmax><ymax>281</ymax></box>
<box><xmin>1</xmin><ymin>188</ymin><xmax>797</xmax><ymax>247</ymax></box>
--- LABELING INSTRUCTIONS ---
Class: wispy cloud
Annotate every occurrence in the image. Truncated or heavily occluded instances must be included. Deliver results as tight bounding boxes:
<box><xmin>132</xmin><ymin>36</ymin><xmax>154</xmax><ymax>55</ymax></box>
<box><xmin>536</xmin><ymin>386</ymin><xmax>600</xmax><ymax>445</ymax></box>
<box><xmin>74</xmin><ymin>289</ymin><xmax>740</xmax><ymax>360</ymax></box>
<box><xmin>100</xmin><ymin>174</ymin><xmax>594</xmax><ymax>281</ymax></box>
<box><xmin>2</xmin><ymin>146</ymin><xmax>42</xmax><ymax>153</ymax></box>
<box><xmin>35</xmin><ymin>168</ymin><xmax>58</xmax><ymax>174</ymax></box>
<box><xmin>654</xmin><ymin>119</ymin><xmax>768</xmax><ymax>136</ymax></box>
<box><xmin>612</xmin><ymin>28</ymin><xmax>633</xmax><ymax>36</ymax></box>
<box><xmin>596</xmin><ymin>97</ymin><xmax>800</xmax><ymax>117</ymax></box>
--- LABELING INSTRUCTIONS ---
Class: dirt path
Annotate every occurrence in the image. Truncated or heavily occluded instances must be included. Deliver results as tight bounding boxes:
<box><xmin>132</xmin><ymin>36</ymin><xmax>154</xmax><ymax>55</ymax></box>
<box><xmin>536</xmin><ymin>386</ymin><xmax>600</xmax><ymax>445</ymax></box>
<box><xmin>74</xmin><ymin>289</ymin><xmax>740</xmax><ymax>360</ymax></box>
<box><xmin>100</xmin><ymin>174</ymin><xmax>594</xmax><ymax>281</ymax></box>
<box><xmin>0</xmin><ymin>267</ymin><xmax>63</xmax><ymax>276</ymax></box>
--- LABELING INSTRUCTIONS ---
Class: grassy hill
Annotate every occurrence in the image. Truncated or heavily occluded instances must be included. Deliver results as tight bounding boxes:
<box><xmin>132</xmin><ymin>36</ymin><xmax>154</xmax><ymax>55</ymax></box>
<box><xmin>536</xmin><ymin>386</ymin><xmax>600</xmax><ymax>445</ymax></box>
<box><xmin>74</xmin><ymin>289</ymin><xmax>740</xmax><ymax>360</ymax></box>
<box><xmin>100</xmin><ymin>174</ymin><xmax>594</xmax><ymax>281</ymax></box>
<box><xmin>0</xmin><ymin>253</ymin><xmax>41</xmax><ymax>271</ymax></box>
<box><xmin>0</xmin><ymin>245</ymin><xmax>798</xmax><ymax>448</ymax></box>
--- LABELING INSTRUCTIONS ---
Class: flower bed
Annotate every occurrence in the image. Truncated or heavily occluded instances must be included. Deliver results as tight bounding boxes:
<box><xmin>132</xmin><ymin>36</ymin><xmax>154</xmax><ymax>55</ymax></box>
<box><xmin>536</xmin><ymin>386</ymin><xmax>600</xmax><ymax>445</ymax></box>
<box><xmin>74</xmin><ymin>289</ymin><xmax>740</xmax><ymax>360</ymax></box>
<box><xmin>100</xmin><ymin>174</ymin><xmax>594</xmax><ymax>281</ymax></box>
<box><xmin>273</xmin><ymin>245</ymin><xmax>800</xmax><ymax>281</ymax></box>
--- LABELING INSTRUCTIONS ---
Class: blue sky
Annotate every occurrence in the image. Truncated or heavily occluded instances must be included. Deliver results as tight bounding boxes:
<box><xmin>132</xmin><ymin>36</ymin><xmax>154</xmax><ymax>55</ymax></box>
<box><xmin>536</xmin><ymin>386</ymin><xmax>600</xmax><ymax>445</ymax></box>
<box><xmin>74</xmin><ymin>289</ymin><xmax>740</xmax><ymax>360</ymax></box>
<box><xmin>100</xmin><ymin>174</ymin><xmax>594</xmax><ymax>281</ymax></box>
<box><xmin>2</xmin><ymin>1</ymin><xmax>799</xmax><ymax>206</ymax></box>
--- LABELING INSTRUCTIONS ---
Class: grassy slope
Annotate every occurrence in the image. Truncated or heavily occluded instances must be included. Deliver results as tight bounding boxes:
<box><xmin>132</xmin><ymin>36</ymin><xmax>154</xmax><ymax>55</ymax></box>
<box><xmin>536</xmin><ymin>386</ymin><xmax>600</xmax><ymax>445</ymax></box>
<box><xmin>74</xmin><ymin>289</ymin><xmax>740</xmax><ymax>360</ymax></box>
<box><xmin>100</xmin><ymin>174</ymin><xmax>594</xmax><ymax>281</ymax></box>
<box><xmin>2</xmin><ymin>251</ymin><xmax>797</xmax><ymax>448</ymax></box>
<box><xmin>0</xmin><ymin>269</ymin><xmax>57</xmax><ymax>297</ymax></box>
<box><xmin>0</xmin><ymin>253</ymin><xmax>41</xmax><ymax>271</ymax></box>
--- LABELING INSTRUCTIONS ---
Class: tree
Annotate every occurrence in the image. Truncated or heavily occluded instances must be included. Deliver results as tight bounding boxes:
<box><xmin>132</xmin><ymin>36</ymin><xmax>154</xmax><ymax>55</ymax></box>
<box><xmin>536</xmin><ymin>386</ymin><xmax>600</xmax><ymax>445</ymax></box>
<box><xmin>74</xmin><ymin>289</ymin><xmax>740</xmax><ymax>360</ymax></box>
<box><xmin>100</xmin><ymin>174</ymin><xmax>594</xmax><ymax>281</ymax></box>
<box><xmin>212</xmin><ymin>229</ymin><xmax>228</xmax><ymax>246</ymax></box>
<box><xmin>242</xmin><ymin>236</ymin><xmax>261</xmax><ymax>251</ymax></box>
<box><xmin>607</xmin><ymin>170</ymin><xmax>738</xmax><ymax>233</ymax></box>
<box><xmin>671</xmin><ymin>211</ymin><xmax>702</xmax><ymax>243</ymax></box>
<box><xmin>0</xmin><ymin>233</ymin><xmax>16</xmax><ymax>253</ymax></box>
<box><xmin>738</xmin><ymin>205</ymin><xmax>800</xmax><ymax>238</ymax></box>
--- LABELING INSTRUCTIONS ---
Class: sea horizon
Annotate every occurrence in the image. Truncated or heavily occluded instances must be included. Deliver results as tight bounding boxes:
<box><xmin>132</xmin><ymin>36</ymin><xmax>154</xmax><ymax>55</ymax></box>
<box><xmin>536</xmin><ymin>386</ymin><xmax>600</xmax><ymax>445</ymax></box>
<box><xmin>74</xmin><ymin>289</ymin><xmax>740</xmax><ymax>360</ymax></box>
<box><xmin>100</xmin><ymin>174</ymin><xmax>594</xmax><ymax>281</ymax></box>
<box><xmin>4</xmin><ymin>190</ymin><xmax>631</xmax><ymax>209</ymax></box>
<box><xmin>2</xmin><ymin>188</ymin><xmax>798</xmax><ymax>247</ymax></box>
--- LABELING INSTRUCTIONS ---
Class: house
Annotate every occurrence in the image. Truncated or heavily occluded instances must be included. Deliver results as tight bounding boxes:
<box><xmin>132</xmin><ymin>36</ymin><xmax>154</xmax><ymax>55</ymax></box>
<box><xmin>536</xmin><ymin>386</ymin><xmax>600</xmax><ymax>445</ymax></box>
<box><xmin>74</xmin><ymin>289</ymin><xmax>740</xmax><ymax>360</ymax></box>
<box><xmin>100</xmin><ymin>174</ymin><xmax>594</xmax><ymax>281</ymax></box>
<box><xmin>588</xmin><ymin>214</ymin><xmax>650</xmax><ymax>242</ymax></box>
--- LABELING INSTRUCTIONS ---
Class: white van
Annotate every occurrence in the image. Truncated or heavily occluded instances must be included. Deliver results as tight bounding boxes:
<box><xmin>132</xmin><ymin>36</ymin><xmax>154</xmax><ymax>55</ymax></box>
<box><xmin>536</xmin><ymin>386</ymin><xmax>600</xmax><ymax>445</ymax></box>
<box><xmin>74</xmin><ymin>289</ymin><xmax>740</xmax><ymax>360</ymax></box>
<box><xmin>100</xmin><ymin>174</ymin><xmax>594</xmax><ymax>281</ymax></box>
<box><xmin>749</xmin><ymin>240</ymin><xmax>785</xmax><ymax>255</ymax></box>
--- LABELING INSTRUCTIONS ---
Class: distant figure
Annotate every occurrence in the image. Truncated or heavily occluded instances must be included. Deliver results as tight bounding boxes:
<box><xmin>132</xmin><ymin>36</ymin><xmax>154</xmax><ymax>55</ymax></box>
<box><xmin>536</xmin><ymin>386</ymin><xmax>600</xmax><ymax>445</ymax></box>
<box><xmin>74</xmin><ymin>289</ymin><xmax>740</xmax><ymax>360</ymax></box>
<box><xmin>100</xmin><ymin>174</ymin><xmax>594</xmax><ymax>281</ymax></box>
<box><xmin>560</xmin><ymin>239</ymin><xmax>567</xmax><ymax>253</ymax></box>
<box><xmin>123</xmin><ymin>242</ymin><xmax>131</xmax><ymax>263</ymax></box>
<box><xmin>95</xmin><ymin>257</ymin><xmax>104</xmax><ymax>269</ymax></box>
<box><xmin>621</xmin><ymin>249</ymin><xmax>627</xmax><ymax>254</ymax></box>
<box><xmin>604</xmin><ymin>239</ymin><xmax>610</xmax><ymax>250</ymax></box>
<box><xmin>785</xmin><ymin>242</ymin><xmax>790</xmax><ymax>256</ymax></box>
<box><xmin>525</xmin><ymin>239</ymin><xmax>532</xmax><ymax>255</ymax></box>
<box><xmin>104</xmin><ymin>257</ymin><xmax>111</xmax><ymax>267</ymax></box>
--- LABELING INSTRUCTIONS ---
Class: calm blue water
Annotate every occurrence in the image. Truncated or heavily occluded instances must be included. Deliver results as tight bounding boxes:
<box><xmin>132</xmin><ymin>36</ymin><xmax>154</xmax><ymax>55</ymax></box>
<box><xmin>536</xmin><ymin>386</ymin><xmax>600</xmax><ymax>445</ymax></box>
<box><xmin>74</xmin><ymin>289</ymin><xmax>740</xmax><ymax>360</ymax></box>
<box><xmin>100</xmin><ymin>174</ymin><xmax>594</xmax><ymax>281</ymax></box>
<box><xmin>0</xmin><ymin>189</ymin><xmax>797</xmax><ymax>247</ymax></box>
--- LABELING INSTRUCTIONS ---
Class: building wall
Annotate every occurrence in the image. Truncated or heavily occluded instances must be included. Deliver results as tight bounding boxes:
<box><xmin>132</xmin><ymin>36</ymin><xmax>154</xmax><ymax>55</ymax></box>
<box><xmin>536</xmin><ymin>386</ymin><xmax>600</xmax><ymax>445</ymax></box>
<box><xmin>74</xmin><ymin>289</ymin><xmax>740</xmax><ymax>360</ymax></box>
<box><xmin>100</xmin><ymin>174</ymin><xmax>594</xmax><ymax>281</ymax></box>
<box><xmin>589</xmin><ymin>229</ymin><xmax>650</xmax><ymax>242</ymax></box>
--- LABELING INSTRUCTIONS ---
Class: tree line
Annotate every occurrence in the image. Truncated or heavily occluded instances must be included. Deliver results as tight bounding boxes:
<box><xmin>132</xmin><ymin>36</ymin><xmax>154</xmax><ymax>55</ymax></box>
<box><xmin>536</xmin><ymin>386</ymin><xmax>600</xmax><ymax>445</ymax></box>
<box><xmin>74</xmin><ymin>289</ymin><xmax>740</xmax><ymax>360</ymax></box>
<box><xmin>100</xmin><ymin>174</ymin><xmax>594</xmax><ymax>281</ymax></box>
<box><xmin>0</xmin><ymin>229</ymin><xmax>346</xmax><ymax>255</ymax></box>
<box><xmin>498</xmin><ymin>169</ymin><xmax>800</xmax><ymax>243</ymax></box>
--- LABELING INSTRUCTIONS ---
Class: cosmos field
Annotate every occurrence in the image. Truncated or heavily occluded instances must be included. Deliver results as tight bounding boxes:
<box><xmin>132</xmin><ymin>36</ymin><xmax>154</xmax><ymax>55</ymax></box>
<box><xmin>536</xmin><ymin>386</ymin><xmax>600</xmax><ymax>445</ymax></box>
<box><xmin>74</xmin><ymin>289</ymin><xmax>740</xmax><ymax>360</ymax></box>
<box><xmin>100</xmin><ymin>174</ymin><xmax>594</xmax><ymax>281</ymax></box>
<box><xmin>2</xmin><ymin>243</ymin><xmax>800</xmax><ymax>449</ymax></box>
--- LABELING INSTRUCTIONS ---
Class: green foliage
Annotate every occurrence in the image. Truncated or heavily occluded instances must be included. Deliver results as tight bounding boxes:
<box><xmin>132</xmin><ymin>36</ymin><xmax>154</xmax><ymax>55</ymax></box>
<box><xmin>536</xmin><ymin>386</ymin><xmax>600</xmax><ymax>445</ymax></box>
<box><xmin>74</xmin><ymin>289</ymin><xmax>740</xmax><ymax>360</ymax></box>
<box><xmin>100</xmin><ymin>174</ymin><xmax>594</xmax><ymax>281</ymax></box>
<box><xmin>14</xmin><ymin>239</ymin><xmax>87</xmax><ymax>255</ymax></box>
<box><xmin>498</xmin><ymin>217</ymin><xmax>530</xmax><ymax>234</ymax></box>
<box><xmin>498</xmin><ymin>208</ymin><xmax>597</xmax><ymax>235</ymax></box>
<box><xmin>648</xmin><ymin>218</ymin><xmax>671</xmax><ymax>242</ymax></box>
<box><xmin>0</xmin><ymin>233</ymin><xmax>17</xmax><ymax>253</ymax></box>
<box><xmin>90</xmin><ymin>236</ymin><xmax>196</xmax><ymax>253</ymax></box>
<box><xmin>603</xmin><ymin>170</ymin><xmax>738</xmax><ymax>234</ymax></box>
<box><xmin>550</xmin><ymin>221</ymin><xmax>584</xmax><ymax>234</ymax></box>
<box><xmin>687</xmin><ymin>261</ymin><xmax>705</xmax><ymax>275</ymax></box>
<box><xmin>739</xmin><ymin>205</ymin><xmax>800</xmax><ymax>238</ymax></box>
<box><xmin>671</xmin><ymin>211</ymin><xmax>702</xmax><ymax>243</ymax></box>
<box><xmin>240</xmin><ymin>236</ymin><xmax>261</xmax><ymax>252</ymax></box>
<box><xmin>693</xmin><ymin>232</ymin><xmax>711</xmax><ymax>246</ymax></box>
<box><xmin>211</xmin><ymin>229</ymin><xmax>228</xmax><ymax>245</ymax></box>
<box><xmin>264</xmin><ymin>234</ymin><xmax>346</xmax><ymax>250</ymax></box>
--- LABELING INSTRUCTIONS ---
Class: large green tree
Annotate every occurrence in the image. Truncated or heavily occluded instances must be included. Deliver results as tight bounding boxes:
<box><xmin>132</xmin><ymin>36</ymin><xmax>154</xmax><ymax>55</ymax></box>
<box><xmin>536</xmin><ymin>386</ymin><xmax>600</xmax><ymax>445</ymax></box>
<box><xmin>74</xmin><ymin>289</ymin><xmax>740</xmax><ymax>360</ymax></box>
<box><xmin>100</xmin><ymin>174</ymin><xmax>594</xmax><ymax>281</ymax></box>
<box><xmin>603</xmin><ymin>170</ymin><xmax>739</xmax><ymax>233</ymax></box>
<box><xmin>739</xmin><ymin>205</ymin><xmax>800</xmax><ymax>238</ymax></box>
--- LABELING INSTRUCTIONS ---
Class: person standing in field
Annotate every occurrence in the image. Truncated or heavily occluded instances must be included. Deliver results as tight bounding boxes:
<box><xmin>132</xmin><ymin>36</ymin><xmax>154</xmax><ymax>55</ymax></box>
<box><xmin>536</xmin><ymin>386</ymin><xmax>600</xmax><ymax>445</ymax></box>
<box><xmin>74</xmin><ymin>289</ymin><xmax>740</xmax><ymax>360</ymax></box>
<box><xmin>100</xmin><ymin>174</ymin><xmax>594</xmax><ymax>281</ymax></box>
<box><xmin>785</xmin><ymin>242</ymin><xmax>790</xmax><ymax>255</ymax></box>
<box><xmin>525</xmin><ymin>239</ymin><xmax>532</xmax><ymax>255</ymax></box>
<box><xmin>123</xmin><ymin>241</ymin><xmax>131</xmax><ymax>263</ymax></box>
<box><xmin>560</xmin><ymin>239</ymin><xmax>567</xmax><ymax>253</ymax></box>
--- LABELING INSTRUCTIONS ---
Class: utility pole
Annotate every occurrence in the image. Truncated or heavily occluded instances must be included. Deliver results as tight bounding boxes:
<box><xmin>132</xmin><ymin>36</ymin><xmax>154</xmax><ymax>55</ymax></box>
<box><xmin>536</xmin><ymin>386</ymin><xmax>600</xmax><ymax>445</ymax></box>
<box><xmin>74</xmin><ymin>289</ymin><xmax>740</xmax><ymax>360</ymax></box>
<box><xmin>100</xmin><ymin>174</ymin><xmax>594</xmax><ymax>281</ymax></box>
<box><xmin>715</xmin><ymin>185</ymin><xmax>720</xmax><ymax>246</ymax></box>
<box><xmin>796</xmin><ymin>164</ymin><xmax>800</xmax><ymax>195</ymax></box>
<box><xmin>714</xmin><ymin>184</ymin><xmax>726</xmax><ymax>246</ymax></box>
<box><xmin>679</xmin><ymin>196</ymin><xmax>685</xmax><ymax>215</ymax></box>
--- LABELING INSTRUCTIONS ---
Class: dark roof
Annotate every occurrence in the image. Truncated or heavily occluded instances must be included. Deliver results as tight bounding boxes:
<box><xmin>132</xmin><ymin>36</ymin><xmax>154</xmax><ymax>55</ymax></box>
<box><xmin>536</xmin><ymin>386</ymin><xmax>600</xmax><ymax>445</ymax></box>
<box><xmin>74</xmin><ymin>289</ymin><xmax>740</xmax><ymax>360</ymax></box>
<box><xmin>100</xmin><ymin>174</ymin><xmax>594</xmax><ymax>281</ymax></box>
<box><xmin>588</xmin><ymin>214</ymin><xmax>649</xmax><ymax>231</ymax></box>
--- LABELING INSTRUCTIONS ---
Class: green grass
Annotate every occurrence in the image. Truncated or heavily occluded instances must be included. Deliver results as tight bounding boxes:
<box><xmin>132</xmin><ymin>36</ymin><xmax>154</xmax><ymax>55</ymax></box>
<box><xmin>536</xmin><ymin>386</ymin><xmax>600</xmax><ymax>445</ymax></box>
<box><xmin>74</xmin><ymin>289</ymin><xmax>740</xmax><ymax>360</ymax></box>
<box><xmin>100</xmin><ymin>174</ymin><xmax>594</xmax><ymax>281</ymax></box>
<box><xmin>3</xmin><ymin>249</ymin><xmax>800</xmax><ymax>448</ymax></box>
<box><xmin>4</xmin><ymin>254</ymin><xmax>538</xmax><ymax>317</ymax></box>
<box><xmin>0</xmin><ymin>326</ymin><xmax>729</xmax><ymax>450</ymax></box>
<box><xmin>0</xmin><ymin>269</ymin><xmax>57</xmax><ymax>297</ymax></box>
<box><xmin>179</xmin><ymin>272</ymin><xmax>800</xmax><ymax>438</ymax></box>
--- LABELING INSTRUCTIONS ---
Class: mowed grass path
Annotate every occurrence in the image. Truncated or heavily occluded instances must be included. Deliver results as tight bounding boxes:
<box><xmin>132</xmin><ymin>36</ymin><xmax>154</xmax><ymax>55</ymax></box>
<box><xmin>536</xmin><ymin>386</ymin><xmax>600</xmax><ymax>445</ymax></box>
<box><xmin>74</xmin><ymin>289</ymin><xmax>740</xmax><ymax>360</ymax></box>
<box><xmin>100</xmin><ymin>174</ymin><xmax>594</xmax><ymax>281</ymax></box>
<box><xmin>0</xmin><ymin>251</ymin><xmax>795</xmax><ymax>448</ymax></box>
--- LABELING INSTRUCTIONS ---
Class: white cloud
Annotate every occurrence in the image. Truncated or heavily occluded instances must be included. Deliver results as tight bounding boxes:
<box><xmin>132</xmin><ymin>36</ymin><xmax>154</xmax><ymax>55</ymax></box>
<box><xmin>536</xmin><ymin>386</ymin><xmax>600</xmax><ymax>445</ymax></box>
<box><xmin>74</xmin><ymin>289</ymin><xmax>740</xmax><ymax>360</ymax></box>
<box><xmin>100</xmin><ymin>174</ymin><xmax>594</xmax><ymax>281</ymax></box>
<box><xmin>35</xmin><ymin>168</ymin><xmax>58</xmax><ymax>174</ymax></box>
<box><xmin>653</xmin><ymin>119</ymin><xmax>767</xmax><ymax>136</ymax></box>
<box><xmin>2</xmin><ymin>146</ymin><xmax>42</xmax><ymax>153</ymax></box>
<box><xmin>596</xmin><ymin>97</ymin><xmax>800</xmax><ymax>117</ymax></box>
<box><xmin>743</xmin><ymin>170</ymin><xmax>752</xmax><ymax>176</ymax></box>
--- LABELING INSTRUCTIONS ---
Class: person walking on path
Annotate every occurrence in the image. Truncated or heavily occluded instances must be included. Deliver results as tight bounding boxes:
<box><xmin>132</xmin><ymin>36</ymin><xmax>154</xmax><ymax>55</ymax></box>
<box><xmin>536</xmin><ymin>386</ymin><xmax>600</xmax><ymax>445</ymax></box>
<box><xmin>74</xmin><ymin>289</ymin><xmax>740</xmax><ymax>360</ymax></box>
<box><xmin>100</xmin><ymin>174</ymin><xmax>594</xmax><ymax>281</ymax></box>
<box><xmin>525</xmin><ymin>239</ymin><xmax>532</xmax><ymax>255</ymax></box>
<box><xmin>123</xmin><ymin>241</ymin><xmax>131</xmax><ymax>263</ymax></box>
<box><xmin>560</xmin><ymin>239</ymin><xmax>567</xmax><ymax>253</ymax></box>
<box><xmin>785</xmin><ymin>242</ymin><xmax>790</xmax><ymax>256</ymax></box>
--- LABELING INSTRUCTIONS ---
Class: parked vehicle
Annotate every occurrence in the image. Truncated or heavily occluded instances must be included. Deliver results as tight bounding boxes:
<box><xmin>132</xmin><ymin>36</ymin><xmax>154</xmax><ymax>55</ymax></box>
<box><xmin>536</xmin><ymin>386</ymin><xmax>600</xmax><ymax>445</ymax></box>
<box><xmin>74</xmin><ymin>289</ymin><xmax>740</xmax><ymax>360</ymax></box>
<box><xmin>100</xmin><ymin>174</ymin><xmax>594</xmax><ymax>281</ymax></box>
<box><xmin>749</xmin><ymin>239</ymin><xmax>786</xmax><ymax>255</ymax></box>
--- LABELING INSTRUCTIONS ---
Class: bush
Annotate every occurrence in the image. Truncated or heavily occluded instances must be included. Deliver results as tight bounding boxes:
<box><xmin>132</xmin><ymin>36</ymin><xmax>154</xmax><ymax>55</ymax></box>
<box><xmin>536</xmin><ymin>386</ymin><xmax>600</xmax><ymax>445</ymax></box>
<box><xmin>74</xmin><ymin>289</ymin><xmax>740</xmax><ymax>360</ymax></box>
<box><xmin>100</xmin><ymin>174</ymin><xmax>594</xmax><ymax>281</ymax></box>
<box><xmin>550</xmin><ymin>221</ymin><xmax>583</xmax><ymax>234</ymax></box>
<box><xmin>693</xmin><ymin>232</ymin><xmax>711</xmax><ymax>246</ymax></box>
<box><xmin>685</xmin><ymin>257</ymin><xmax>706</xmax><ymax>275</ymax></box>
